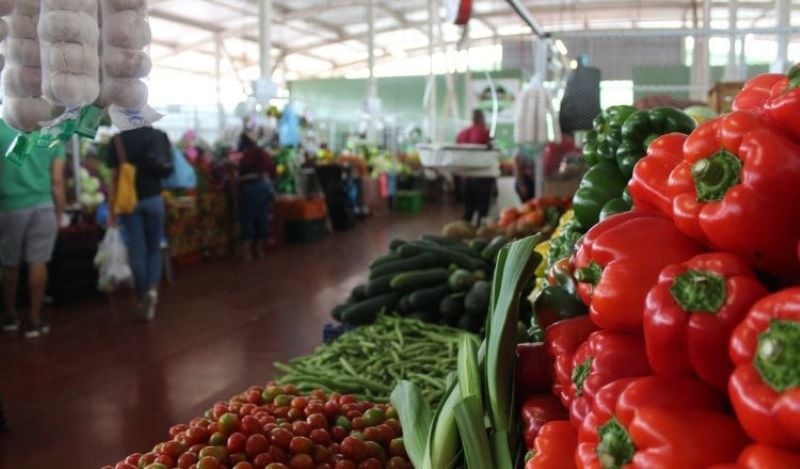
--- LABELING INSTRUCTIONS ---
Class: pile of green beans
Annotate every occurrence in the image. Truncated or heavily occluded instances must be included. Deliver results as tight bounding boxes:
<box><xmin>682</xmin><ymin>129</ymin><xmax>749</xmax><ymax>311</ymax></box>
<box><xmin>275</xmin><ymin>315</ymin><xmax>474</xmax><ymax>406</ymax></box>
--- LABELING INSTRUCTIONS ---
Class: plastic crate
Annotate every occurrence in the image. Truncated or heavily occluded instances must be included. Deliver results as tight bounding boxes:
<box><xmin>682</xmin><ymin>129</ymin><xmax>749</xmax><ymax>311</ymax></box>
<box><xmin>285</xmin><ymin>218</ymin><xmax>327</xmax><ymax>244</ymax></box>
<box><xmin>280</xmin><ymin>196</ymin><xmax>328</xmax><ymax>221</ymax></box>
<box><xmin>394</xmin><ymin>190</ymin><xmax>423</xmax><ymax>213</ymax></box>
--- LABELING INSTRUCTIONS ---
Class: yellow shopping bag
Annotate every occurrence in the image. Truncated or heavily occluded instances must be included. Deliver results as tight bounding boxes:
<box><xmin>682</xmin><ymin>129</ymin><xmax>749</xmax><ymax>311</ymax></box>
<box><xmin>111</xmin><ymin>135</ymin><xmax>138</xmax><ymax>215</ymax></box>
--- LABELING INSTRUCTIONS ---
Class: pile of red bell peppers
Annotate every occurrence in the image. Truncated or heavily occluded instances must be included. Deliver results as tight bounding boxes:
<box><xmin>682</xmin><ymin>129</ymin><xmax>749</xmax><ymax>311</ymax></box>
<box><xmin>518</xmin><ymin>65</ymin><xmax>800</xmax><ymax>469</ymax></box>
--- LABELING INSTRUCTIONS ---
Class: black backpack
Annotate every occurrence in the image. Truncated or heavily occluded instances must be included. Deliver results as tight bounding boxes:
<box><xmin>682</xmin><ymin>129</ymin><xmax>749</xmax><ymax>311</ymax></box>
<box><xmin>144</xmin><ymin>129</ymin><xmax>175</xmax><ymax>178</ymax></box>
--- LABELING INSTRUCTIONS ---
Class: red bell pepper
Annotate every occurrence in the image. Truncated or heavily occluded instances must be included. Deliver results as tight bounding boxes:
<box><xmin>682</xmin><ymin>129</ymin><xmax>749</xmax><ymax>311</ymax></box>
<box><xmin>566</xmin><ymin>331</ymin><xmax>652</xmax><ymax>426</ymax></box>
<box><xmin>670</xmin><ymin>111</ymin><xmax>800</xmax><ymax>279</ymax></box>
<box><xmin>520</xmin><ymin>394</ymin><xmax>570</xmax><ymax>451</ymax></box>
<box><xmin>525</xmin><ymin>421</ymin><xmax>578</xmax><ymax>469</ymax></box>
<box><xmin>734</xmin><ymin>444</ymin><xmax>800</xmax><ymax>468</ymax></box>
<box><xmin>729</xmin><ymin>287</ymin><xmax>800</xmax><ymax>447</ymax></box>
<box><xmin>732</xmin><ymin>73</ymin><xmax>785</xmax><ymax>117</ymax></box>
<box><xmin>545</xmin><ymin>316</ymin><xmax>597</xmax><ymax>409</ymax></box>
<box><xmin>573</xmin><ymin>211</ymin><xmax>705</xmax><ymax>331</ymax></box>
<box><xmin>766</xmin><ymin>64</ymin><xmax>800</xmax><ymax>143</ymax></box>
<box><xmin>644</xmin><ymin>252</ymin><xmax>768</xmax><ymax>391</ymax></box>
<box><xmin>517</xmin><ymin>342</ymin><xmax>554</xmax><ymax>399</ymax></box>
<box><xmin>628</xmin><ymin>133</ymin><xmax>688</xmax><ymax>217</ymax></box>
<box><xmin>577</xmin><ymin>375</ymin><xmax>746</xmax><ymax>469</ymax></box>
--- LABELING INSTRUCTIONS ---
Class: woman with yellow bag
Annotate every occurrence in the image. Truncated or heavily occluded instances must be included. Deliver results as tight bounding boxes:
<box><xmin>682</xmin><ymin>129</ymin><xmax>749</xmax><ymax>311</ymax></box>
<box><xmin>107</xmin><ymin>126</ymin><xmax>174</xmax><ymax>321</ymax></box>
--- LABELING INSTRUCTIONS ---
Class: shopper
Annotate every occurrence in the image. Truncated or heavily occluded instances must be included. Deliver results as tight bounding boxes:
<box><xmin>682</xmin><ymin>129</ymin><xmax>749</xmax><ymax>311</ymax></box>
<box><xmin>237</xmin><ymin>132</ymin><xmax>275</xmax><ymax>260</ymax></box>
<box><xmin>457</xmin><ymin>109</ymin><xmax>495</xmax><ymax>225</ymax></box>
<box><xmin>0</xmin><ymin>120</ymin><xmax>66</xmax><ymax>338</ymax></box>
<box><xmin>108</xmin><ymin>127</ymin><xmax>172</xmax><ymax>321</ymax></box>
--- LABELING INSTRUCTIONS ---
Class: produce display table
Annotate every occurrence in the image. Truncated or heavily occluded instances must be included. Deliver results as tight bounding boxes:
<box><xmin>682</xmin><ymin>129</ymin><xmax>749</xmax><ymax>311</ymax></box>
<box><xmin>165</xmin><ymin>193</ymin><xmax>234</xmax><ymax>266</ymax></box>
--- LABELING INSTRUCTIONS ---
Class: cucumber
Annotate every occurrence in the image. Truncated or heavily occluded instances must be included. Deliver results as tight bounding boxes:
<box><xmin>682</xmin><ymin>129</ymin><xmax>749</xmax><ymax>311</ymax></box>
<box><xmin>421</xmin><ymin>237</ymin><xmax>484</xmax><ymax>258</ymax></box>
<box><xmin>409</xmin><ymin>310</ymin><xmax>440</xmax><ymax>324</ymax></box>
<box><xmin>398</xmin><ymin>294</ymin><xmax>414</xmax><ymax>315</ymax></box>
<box><xmin>390</xmin><ymin>268</ymin><xmax>450</xmax><ymax>292</ymax></box>
<box><xmin>465</xmin><ymin>280</ymin><xmax>492</xmax><ymax>317</ymax></box>
<box><xmin>341</xmin><ymin>292</ymin><xmax>401</xmax><ymax>325</ymax></box>
<box><xmin>458</xmin><ymin>314</ymin><xmax>484</xmax><ymax>333</ymax></box>
<box><xmin>369</xmin><ymin>252</ymin><xmax>402</xmax><ymax>269</ymax></box>
<box><xmin>440</xmin><ymin>293</ymin><xmax>466</xmax><ymax>321</ymax></box>
<box><xmin>481</xmin><ymin>235</ymin><xmax>511</xmax><ymax>261</ymax></box>
<box><xmin>468</xmin><ymin>238</ymin><xmax>489</xmax><ymax>253</ymax></box>
<box><xmin>409</xmin><ymin>284</ymin><xmax>452</xmax><ymax>311</ymax></box>
<box><xmin>448</xmin><ymin>269</ymin><xmax>475</xmax><ymax>292</ymax></box>
<box><xmin>369</xmin><ymin>253</ymin><xmax>438</xmax><ymax>279</ymax></box>
<box><xmin>389</xmin><ymin>239</ymin><xmax>407</xmax><ymax>252</ymax></box>
<box><xmin>351</xmin><ymin>284</ymin><xmax>368</xmax><ymax>302</ymax></box>
<box><xmin>331</xmin><ymin>302</ymin><xmax>351</xmax><ymax>322</ymax></box>
<box><xmin>365</xmin><ymin>274</ymin><xmax>396</xmax><ymax>297</ymax></box>
<box><xmin>398</xmin><ymin>241</ymin><xmax>489</xmax><ymax>271</ymax></box>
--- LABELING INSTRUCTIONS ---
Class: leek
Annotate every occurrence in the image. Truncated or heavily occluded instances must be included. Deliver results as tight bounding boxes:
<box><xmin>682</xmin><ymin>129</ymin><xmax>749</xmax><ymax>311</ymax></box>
<box><xmin>423</xmin><ymin>377</ymin><xmax>461</xmax><ymax>469</ymax></box>
<box><xmin>454</xmin><ymin>395</ymin><xmax>494</xmax><ymax>469</ymax></box>
<box><xmin>390</xmin><ymin>380</ymin><xmax>432</xmax><ymax>468</ymax></box>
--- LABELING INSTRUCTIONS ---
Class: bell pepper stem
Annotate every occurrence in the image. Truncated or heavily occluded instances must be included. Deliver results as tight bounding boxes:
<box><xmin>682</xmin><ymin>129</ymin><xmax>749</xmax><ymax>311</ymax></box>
<box><xmin>597</xmin><ymin>417</ymin><xmax>635</xmax><ymax>469</ymax></box>
<box><xmin>571</xmin><ymin>358</ymin><xmax>593</xmax><ymax>397</ymax></box>
<box><xmin>755</xmin><ymin>319</ymin><xmax>800</xmax><ymax>392</ymax></box>
<box><xmin>576</xmin><ymin>262</ymin><xmax>603</xmax><ymax>286</ymax></box>
<box><xmin>669</xmin><ymin>269</ymin><xmax>727</xmax><ymax>313</ymax></box>
<box><xmin>692</xmin><ymin>149</ymin><xmax>742</xmax><ymax>202</ymax></box>
<box><xmin>788</xmin><ymin>65</ymin><xmax>800</xmax><ymax>90</ymax></box>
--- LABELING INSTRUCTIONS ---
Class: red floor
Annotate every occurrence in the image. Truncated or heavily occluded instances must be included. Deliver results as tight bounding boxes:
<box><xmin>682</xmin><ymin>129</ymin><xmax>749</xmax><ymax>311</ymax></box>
<box><xmin>0</xmin><ymin>204</ymin><xmax>460</xmax><ymax>468</ymax></box>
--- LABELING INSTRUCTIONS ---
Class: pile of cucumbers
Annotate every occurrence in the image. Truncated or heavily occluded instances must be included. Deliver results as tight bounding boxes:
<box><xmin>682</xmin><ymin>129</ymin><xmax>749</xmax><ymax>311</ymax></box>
<box><xmin>332</xmin><ymin>234</ymin><xmax>512</xmax><ymax>332</ymax></box>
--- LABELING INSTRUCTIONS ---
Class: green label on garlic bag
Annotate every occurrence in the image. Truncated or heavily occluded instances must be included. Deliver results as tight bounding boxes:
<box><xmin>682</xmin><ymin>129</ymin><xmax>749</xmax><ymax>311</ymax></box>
<box><xmin>76</xmin><ymin>105</ymin><xmax>103</xmax><ymax>139</ymax></box>
<box><xmin>4</xmin><ymin>133</ymin><xmax>33</xmax><ymax>166</ymax></box>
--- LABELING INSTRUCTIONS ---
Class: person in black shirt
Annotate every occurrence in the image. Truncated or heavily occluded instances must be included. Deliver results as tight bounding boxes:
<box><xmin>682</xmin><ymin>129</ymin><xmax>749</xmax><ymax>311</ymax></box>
<box><xmin>107</xmin><ymin>127</ymin><xmax>170</xmax><ymax>321</ymax></box>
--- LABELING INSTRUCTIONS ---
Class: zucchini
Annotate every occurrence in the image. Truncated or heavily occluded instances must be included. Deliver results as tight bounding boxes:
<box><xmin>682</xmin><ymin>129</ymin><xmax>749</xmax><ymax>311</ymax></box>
<box><xmin>440</xmin><ymin>293</ymin><xmax>466</xmax><ymax>321</ymax></box>
<box><xmin>409</xmin><ymin>284</ymin><xmax>452</xmax><ymax>311</ymax></box>
<box><xmin>465</xmin><ymin>280</ymin><xmax>491</xmax><ymax>317</ymax></box>
<box><xmin>369</xmin><ymin>252</ymin><xmax>402</xmax><ymax>269</ymax></box>
<box><xmin>481</xmin><ymin>235</ymin><xmax>511</xmax><ymax>261</ymax></box>
<box><xmin>369</xmin><ymin>253</ymin><xmax>438</xmax><ymax>279</ymax></box>
<box><xmin>365</xmin><ymin>274</ymin><xmax>396</xmax><ymax>297</ymax></box>
<box><xmin>341</xmin><ymin>292</ymin><xmax>401</xmax><ymax>325</ymax></box>
<box><xmin>398</xmin><ymin>241</ymin><xmax>489</xmax><ymax>271</ymax></box>
<box><xmin>421</xmin><ymin>236</ymin><xmax>484</xmax><ymax>258</ymax></box>
<box><xmin>389</xmin><ymin>239</ymin><xmax>407</xmax><ymax>252</ymax></box>
<box><xmin>390</xmin><ymin>268</ymin><xmax>450</xmax><ymax>292</ymax></box>
<box><xmin>351</xmin><ymin>284</ymin><xmax>368</xmax><ymax>302</ymax></box>
<box><xmin>409</xmin><ymin>310</ymin><xmax>440</xmax><ymax>324</ymax></box>
<box><xmin>421</xmin><ymin>234</ymin><xmax>463</xmax><ymax>246</ymax></box>
<box><xmin>448</xmin><ymin>269</ymin><xmax>475</xmax><ymax>292</ymax></box>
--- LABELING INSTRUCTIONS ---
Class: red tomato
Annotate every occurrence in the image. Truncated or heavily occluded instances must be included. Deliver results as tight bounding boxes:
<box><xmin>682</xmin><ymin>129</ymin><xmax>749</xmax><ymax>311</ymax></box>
<box><xmin>253</xmin><ymin>452</ymin><xmax>273</xmax><ymax>468</ymax></box>
<box><xmin>388</xmin><ymin>438</ymin><xmax>406</xmax><ymax>458</ymax></box>
<box><xmin>267</xmin><ymin>445</ymin><xmax>288</xmax><ymax>463</ymax></box>
<box><xmin>170</xmin><ymin>424</ymin><xmax>190</xmax><ymax>438</ymax></box>
<box><xmin>188</xmin><ymin>443</ymin><xmax>206</xmax><ymax>454</ymax></box>
<box><xmin>271</xmin><ymin>428</ymin><xmax>294</xmax><ymax>449</ymax></box>
<box><xmin>289</xmin><ymin>436</ymin><xmax>313</xmax><ymax>455</ymax></box>
<box><xmin>306</xmin><ymin>413</ymin><xmax>327</xmax><ymax>430</ymax></box>
<box><xmin>229</xmin><ymin>452</ymin><xmax>247</xmax><ymax>464</ymax></box>
<box><xmin>362</xmin><ymin>427</ymin><xmax>381</xmax><ymax>442</ymax></box>
<box><xmin>218</xmin><ymin>413</ymin><xmax>241</xmax><ymax>435</ymax></box>
<box><xmin>246</xmin><ymin>390</ymin><xmax>263</xmax><ymax>405</ymax></box>
<box><xmin>233</xmin><ymin>462</ymin><xmax>254</xmax><ymax>469</ymax></box>
<box><xmin>140</xmin><ymin>453</ymin><xmax>158</xmax><ymax>465</ymax></box>
<box><xmin>288</xmin><ymin>453</ymin><xmax>314</xmax><ymax>469</ymax></box>
<box><xmin>177</xmin><ymin>451</ymin><xmax>198</xmax><ymax>469</ymax></box>
<box><xmin>287</xmin><ymin>408</ymin><xmax>304</xmax><ymax>421</ymax></box>
<box><xmin>227</xmin><ymin>432</ymin><xmax>247</xmax><ymax>453</ymax></box>
<box><xmin>340</xmin><ymin>437</ymin><xmax>367</xmax><ymax>462</ymax></box>
<box><xmin>198</xmin><ymin>445</ymin><xmax>227</xmax><ymax>462</ymax></box>
<box><xmin>266</xmin><ymin>463</ymin><xmax>290</xmax><ymax>469</ymax></box>
<box><xmin>197</xmin><ymin>456</ymin><xmax>221</xmax><ymax>469</ymax></box>
<box><xmin>292</xmin><ymin>420</ymin><xmax>311</xmax><ymax>437</ymax></box>
<box><xmin>246</xmin><ymin>434</ymin><xmax>270</xmax><ymax>457</ymax></box>
<box><xmin>350</xmin><ymin>418</ymin><xmax>366</xmax><ymax>431</ymax></box>
<box><xmin>385</xmin><ymin>456</ymin><xmax>410</xmax><ymax>469</ymax></box>
<box><xmin>124</xmin><ymin>453</ymin><xmax>142</xmax><ymax>465</ymax></box>
<box><xmin>154</xmin><ymin>455</ymin><xmax>175</xmax><ymax>467</ymax></box>
<box><xmin>376</xmin><ymin>424</ymin><xmax>396</xmax><ymax>444</ymax></box>
<box><xmin>340</xmin><ymin>395</ymin><xmax>356</xmax><ymax>405</ymax></box>
<box><xmin>240</xmin><ymin>403</ymin><xmax>257</xmax><ymax>416</ymax></box>
<box><xmin>309</xmin><ymin>428</ymin><xmax>332</xmax><ymax>446</ymax></box>
<box><xmin>384</xmin><ymin>419</ymin><xmax>401</xmax><ymax>436</ymax></box>
<box><xmin>334</xmin><ymin>462</ymin><xmax>355</xmax><ymax>469</ymax></box>
<box><xmin>311</xmin><ymin>444</ymin><xmax>331</xmax><ymax>463</ymax></box>
<box><xmin>357</xmin><ymin>458</ymin><xmax>381</xmax><ymax>469</ymax></box>
<box><xmin>241</xmin><ymin>415</ymin><xmax>262</xmax><ymax>435</ymax></box>
<box><xmin>330</xmin><ymin>427</ymin><xmax>348</xmax><ymax>443</ymax></box>
<box><xmin>323</xmin><ymin>401</ymin><xmax>339</xmax><ymax>420</ymax></box>
<box><xmin>212</xmin><ymin>403</ymin><xmax>229</xmax><ymax>420</ymax></box>
<box><xmin>290</xmin><ymin>397</ymin><xmax>308</xmax><ymax>410</ymax></box>
<box><xmin>113</xmin><ymin>464</ymin><xmax>135</xmax><ymax>469</ymax></box>
<box><xmin>274</xmin><ymin>406</ymin><xmax>290</xmax><ymax>419</ymax></box>
<box><xmin>284</xmin><ymin>384</ymin><xmax>298</xmax><ymax>395</ymax></box>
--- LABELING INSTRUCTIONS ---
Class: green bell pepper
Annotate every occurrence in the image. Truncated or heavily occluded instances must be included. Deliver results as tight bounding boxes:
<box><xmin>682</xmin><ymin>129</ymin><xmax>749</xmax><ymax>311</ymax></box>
<box><xmin>583</xmin><ymin>129</ymin><xmax>599</xmax><ymax>166</ymax></box>
<box><xmin>592</xmin><ymin>105</ymin><xmax>637</xmax><ymax>164</ymax></box>
<box><xmin>533</xmin><ymin>285</ymin><xmax>588</xmax><ymax>330</ymax></box>
<box><xmin>572</xmin><ymin>161</ymin><xmax>628</xmax><ymax>230</ymax></box>
<box><xmin>616</xmin><ymin>107</ymin><xmax>696</xmax><ymax>176</ymax></box>
<box><xmin>599</xmin><ymin>197</ymin><xmax>632</xmax><ymax>221</ymax></box>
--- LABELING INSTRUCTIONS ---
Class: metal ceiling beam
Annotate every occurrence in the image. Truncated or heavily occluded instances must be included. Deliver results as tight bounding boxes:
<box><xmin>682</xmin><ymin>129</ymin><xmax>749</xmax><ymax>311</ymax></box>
<box><xmin>505</xmin><ymin>0</ymin><xmax>545</xmax><ymax>37</ymax></box>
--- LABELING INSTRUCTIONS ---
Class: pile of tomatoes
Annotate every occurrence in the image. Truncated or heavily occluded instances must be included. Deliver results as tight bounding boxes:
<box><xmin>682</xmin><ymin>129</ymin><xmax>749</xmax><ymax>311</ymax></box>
<box><xmin>103</xmin><ymin>383</ymin><xmax>413</xmax><ymax>469</ymax></box>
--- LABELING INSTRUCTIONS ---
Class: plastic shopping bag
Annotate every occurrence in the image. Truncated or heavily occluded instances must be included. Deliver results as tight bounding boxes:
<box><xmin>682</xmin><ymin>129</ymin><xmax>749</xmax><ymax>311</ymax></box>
<box><xmin>94</xmin><ymin>227</ymin><xmax>133</xmax><ymax>292</ymax></box>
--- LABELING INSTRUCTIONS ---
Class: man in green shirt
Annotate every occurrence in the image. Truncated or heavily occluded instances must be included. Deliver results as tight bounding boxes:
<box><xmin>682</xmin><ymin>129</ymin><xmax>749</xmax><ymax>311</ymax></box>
<box><xmin>0</xmin><ymin>120</ymin><xmax>66</xmax><ymax>338</ymax></box>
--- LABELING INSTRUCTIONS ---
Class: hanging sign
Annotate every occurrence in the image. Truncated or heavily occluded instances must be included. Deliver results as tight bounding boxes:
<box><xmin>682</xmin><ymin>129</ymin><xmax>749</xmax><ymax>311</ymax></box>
<box><xmin>445</xmin><ymin>0</ymin><xmax>472</xmax><ymax>25</ymax></box>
